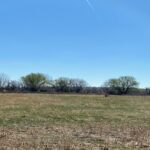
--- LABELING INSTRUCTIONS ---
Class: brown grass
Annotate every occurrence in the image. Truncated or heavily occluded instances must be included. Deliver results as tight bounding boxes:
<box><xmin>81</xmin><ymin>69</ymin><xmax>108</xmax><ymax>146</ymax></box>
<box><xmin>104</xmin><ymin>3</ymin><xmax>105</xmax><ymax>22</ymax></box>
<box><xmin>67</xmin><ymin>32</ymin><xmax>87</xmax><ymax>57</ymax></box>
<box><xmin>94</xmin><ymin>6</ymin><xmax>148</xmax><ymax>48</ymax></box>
<box><xmin>0</xmin><ymin>93</ymin><xmax>149</xmax><ymax>149</ymax></box>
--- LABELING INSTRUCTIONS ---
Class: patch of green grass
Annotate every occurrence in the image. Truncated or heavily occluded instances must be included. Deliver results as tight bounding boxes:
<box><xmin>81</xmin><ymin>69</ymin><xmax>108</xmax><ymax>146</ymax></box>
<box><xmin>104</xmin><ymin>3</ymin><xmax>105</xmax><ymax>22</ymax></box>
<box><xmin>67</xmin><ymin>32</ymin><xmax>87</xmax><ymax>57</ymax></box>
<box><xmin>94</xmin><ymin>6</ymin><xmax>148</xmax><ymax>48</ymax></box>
<box><xmin>0</xmin><ymin>94</ymin><xmax>150</xmax><ymax>126</ymax></box>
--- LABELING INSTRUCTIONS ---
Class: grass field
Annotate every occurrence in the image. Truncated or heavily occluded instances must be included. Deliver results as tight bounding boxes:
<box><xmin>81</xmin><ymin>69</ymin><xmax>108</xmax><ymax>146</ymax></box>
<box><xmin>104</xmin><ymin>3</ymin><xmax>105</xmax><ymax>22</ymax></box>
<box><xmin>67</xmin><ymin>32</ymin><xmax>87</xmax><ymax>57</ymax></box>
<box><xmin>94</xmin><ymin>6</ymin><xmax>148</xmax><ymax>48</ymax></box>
<box><xmin>0</xmin><ymin>94</ymin><xmax>150</xmax><ymax>149</ymax></box>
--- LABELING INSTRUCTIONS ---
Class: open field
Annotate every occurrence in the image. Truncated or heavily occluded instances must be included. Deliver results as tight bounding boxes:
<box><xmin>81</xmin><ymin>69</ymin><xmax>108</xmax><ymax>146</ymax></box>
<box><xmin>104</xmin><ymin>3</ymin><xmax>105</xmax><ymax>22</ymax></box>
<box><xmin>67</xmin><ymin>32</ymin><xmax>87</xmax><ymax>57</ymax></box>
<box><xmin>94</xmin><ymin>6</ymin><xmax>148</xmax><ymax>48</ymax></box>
<box><xmin>0</xmin><ymin>94</ymin><xmax>150</xmax><ymax>149</ymax></box>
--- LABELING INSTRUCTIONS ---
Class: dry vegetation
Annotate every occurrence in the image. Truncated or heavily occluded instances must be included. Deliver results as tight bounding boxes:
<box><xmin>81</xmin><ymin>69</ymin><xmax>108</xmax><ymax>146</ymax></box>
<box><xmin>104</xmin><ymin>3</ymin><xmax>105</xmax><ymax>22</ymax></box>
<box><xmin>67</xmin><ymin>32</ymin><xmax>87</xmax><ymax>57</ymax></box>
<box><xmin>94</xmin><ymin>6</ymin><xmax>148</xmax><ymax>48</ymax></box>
<box><xmin>0</xmin><ymin>94</ymin><xmax>150</xmax><ymax>149</ymax></box>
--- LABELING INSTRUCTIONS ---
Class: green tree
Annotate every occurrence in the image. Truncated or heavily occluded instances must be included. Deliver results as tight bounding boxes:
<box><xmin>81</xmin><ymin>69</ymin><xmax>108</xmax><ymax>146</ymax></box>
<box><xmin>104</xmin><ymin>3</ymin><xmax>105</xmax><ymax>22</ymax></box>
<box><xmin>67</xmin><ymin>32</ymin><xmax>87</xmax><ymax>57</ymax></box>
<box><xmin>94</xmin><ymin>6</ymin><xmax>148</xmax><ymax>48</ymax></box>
<box><xmin>21</xmin><ymin>73</ymin><xmax>50</xmax><ymax>91</ymax></box>
<box><xmin>104</xmin><ymin>76</ymin><xmax>138</xmax><ymax>95</ymax></box>
<box><xmin>117</xmin><ymin>76</ymin><xmax>138</xmax><ymax>94</ymax></box>
<box><xmin>104</xmin><ymin>78</ymin><xmax>119</xmax><ymax>94</ymax></box>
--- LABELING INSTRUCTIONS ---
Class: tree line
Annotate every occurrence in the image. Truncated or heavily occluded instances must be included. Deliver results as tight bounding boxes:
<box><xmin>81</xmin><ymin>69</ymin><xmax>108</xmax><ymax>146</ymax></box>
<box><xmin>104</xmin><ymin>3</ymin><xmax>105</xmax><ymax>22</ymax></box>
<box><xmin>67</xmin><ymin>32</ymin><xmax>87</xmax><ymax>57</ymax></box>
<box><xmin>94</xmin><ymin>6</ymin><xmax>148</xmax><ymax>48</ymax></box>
<box><xmin>0</xmin><ymin>73</ymin><xmax>149</xmax><ymax>95</ymax></box>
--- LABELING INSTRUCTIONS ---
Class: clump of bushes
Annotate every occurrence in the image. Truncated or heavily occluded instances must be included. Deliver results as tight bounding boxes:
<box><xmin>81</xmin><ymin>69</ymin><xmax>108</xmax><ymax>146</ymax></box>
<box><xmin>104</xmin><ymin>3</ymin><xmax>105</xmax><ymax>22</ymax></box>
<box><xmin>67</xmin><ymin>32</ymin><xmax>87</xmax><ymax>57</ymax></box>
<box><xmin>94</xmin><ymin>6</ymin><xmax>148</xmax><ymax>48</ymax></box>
<box><xmin>0</xmin><ymin>73</ymin><xmax>149</xmax><ymax>95</ymax></box>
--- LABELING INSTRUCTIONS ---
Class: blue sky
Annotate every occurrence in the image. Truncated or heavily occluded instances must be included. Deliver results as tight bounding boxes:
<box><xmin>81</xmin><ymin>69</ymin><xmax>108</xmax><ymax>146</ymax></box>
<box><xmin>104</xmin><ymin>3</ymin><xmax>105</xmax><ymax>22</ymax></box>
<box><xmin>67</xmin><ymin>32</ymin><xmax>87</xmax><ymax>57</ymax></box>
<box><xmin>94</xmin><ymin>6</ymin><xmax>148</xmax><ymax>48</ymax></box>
<box><xmin>0</xmin><ymin>0</ymin><xmax>150</xmax><ymax>87</ymax></box>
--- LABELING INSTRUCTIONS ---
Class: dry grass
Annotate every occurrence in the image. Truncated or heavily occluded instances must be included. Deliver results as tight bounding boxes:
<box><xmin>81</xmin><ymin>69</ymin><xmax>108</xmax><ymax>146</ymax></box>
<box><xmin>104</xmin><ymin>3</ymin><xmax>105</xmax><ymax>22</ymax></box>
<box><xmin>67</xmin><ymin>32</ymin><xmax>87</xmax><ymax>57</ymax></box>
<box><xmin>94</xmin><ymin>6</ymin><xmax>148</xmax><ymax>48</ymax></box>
<box><xmin>0</xmin><ymin>94</ymin><xmax>150</xmax><ymax>149</ymax></box>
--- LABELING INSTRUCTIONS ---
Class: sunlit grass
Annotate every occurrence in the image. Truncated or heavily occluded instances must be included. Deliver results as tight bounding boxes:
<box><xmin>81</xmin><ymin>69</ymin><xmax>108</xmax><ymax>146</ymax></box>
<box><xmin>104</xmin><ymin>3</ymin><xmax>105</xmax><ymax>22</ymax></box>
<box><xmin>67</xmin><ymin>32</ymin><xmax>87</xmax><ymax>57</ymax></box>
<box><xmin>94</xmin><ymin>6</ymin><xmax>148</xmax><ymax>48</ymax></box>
<box><xmin>0</xmin><ymin>94</ymin><xmax>149</xmax><ymax>149</ymax></box>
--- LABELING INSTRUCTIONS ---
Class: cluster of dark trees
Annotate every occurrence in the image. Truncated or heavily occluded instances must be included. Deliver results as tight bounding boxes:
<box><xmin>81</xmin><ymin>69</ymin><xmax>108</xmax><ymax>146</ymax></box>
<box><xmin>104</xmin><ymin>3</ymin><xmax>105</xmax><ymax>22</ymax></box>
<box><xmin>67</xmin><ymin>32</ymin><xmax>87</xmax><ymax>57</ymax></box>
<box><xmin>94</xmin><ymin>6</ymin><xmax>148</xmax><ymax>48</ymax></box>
<box><xmin>0</xmin><ymin>73</ymin><xmax>150</xmax><ymax>95</ymax></box>
<box><xmin>0</xmin><ymin>73</ymin><xmax>88</xmax><ymax>93</ymax></box>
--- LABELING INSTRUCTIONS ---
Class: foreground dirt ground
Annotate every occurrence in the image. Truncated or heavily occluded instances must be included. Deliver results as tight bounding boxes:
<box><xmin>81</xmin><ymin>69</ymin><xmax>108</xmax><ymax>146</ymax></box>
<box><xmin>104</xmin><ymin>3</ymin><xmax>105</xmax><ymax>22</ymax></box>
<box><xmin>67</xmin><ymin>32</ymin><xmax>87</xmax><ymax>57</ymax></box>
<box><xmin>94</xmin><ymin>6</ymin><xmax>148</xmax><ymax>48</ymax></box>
<box><xmin>0</xmin><ymin>94</ymin><xmax>150</xmax><ymax>149</ymax></box>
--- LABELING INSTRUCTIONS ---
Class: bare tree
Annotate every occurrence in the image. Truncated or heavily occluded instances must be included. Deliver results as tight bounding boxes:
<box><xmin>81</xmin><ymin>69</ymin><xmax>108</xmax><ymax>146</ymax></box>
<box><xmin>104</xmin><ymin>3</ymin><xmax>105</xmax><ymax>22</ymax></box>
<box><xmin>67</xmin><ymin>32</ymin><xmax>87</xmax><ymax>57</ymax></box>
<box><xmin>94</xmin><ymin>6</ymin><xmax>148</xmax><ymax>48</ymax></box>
<box><xmin>54</xmin><ymin>78</ymin><xmax>70</xmax><ymax>92</ymax></box>
<box><xmin>69</xmin><ymin>79</ymin><xmax>87</xmax><ymax>93</ymax></box>
<box><xmin>7</xmin><ymin>80</ymin><xmax>22</xmax><ymax>91</ymax></box>
<box><xmin>53</xmin><ymin>78</ymin><xmax>88</xmax><ymax>93</ymax></box>
<box><xmin>0</xmin><ymin>73</ymin><xmax>10</xmax><ymax>91</ymax></box>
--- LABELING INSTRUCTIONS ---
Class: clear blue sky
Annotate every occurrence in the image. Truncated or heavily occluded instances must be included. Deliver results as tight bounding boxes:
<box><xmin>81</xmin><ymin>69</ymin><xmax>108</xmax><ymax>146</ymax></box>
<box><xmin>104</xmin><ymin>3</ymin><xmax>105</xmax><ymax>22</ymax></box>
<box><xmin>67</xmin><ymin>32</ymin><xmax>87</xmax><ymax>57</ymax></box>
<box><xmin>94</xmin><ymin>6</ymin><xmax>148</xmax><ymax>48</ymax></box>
<box><xmin>0</xmin><ymin>0</ymin><xmax>150</xmax><ymax>87</ymax></box>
